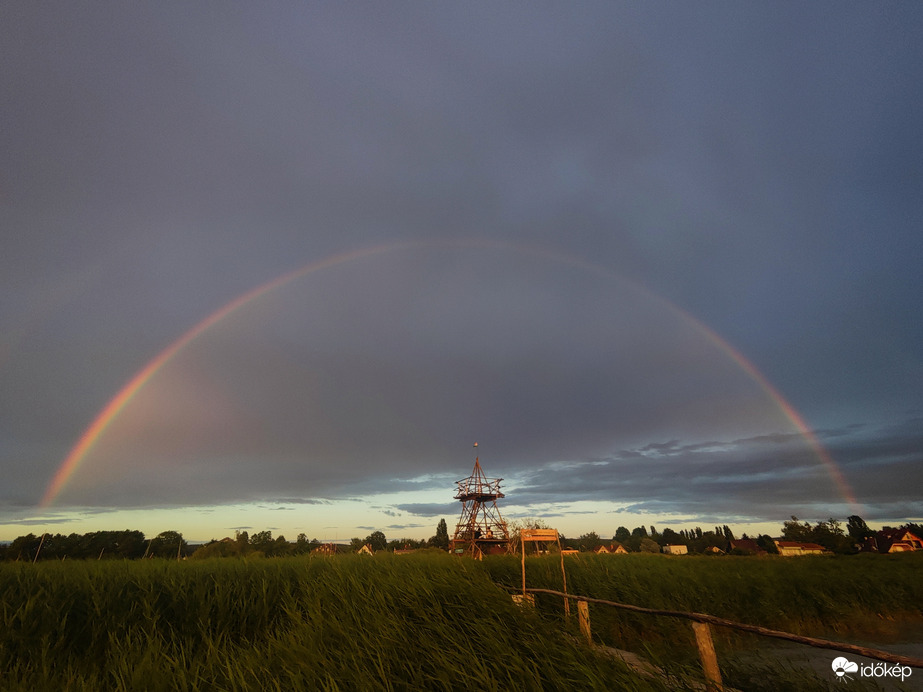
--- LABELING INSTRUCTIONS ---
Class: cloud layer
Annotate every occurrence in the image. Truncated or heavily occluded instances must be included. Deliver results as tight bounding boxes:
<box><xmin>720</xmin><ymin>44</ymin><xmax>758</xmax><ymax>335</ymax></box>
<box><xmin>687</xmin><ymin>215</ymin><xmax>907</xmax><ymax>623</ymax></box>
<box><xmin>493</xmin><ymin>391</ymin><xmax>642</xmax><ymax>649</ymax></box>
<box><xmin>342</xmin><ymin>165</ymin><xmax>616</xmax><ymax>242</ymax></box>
<box><xmin>1</xmin><ymin>4</ymin><xmax>920</xmax><ymax>536</ymax></box>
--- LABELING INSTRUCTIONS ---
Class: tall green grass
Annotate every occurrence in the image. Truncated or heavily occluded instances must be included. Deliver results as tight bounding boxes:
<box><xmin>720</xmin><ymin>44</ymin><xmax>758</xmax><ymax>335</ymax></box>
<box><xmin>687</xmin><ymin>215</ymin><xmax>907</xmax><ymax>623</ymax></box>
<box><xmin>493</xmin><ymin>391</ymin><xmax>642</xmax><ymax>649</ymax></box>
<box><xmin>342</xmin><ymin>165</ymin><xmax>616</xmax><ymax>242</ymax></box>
<box><xmin>486</xmin><ymin>552</ymin><xmax>923</xmax><ymax>690</ymax></box>
<box><xmin>1</xmin><ymin>554</ymin><xmax>669</xmax><ymax>691</ymax></box>
<box><xmin>3</xmin><ymin>552</ymin><xmax>919</xmax><ymax>691</ymax></box>
<box><xmin>486</xmin><ymin>552</ymin><xmax>923</xmax><ymax>634</ymax></box>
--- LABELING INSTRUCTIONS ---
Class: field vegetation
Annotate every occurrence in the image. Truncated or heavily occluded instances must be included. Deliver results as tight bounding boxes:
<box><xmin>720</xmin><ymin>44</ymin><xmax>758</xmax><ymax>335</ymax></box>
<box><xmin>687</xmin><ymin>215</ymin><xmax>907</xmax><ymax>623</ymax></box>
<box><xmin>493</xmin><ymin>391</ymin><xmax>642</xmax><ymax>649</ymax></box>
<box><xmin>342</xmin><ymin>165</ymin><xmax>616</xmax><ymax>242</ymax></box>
<box><xmin>488</xmin><ymin>552</ymin><xmax>923</xmax><ymax>690</ymax></box>
<box><xmin>2</xmin><ymin>553</ymin><xmax>670</xmax><ymax>691</ymax></box>
<box><xmin>3</xmin><ymin>551</ymin><xmax>921</xmax><ymax>690</ymax></box>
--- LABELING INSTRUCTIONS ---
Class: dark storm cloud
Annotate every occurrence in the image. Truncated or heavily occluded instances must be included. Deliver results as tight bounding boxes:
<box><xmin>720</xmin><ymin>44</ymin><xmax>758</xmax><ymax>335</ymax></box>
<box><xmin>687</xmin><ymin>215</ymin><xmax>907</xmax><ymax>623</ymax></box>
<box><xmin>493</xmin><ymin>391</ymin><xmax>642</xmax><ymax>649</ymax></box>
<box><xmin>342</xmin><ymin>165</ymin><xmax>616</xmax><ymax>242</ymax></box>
<box><xmin>392</xmin><ymin>503</ymin><xmax>459</xmax><ymax>518</ymax></box>
<box><xmin>1</xmin><ymin>4</ymin><xmax>921</xmax><ymax>533</ymax></box>
<box><xmin>356</xmin><ymin>523</ymin><xmax>427</xmax><ymax>533</ymax></box>
<box><xmin>4</xmin><ymin>516</ymin><xmax>74</xmax><ymax>527</ymax></box>
<box><xmin>271</xmin><ymin>499</ymin><xmax>330</xmax><ymax>506</ymax></box>
<box><xmin>506</xmin><ymin>417</ymin><xmax>923</xmax><ymax>523</ymax></box>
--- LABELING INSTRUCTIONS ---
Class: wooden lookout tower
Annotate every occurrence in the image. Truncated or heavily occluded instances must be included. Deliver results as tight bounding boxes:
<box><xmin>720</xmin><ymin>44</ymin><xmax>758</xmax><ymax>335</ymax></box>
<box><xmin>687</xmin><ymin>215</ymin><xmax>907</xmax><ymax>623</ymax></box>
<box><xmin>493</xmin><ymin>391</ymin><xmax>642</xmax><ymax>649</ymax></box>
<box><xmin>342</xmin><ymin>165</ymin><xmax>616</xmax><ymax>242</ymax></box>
<box><xmin>450</xmin><ymin>444</ymin><xmax>510</xmax><ymax>558</ymax></box>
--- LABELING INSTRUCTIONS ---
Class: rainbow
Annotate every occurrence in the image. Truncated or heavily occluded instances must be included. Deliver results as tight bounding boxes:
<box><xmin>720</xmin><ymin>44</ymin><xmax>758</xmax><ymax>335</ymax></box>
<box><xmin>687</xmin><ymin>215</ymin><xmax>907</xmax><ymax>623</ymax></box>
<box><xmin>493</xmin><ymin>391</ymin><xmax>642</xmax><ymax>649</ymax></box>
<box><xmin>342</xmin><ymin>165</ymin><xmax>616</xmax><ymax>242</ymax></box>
<box><xmin>40</xmin><ymin>243</ymin><xmax>408</xmax><ymax>507</ymax></box>
<box><xmin>40</xmin><ymin>239</ymin><xmax>861</xmax><ymax>512</ymax></box>
<box><xmin>690</xmin><ymin>324</ymin><xmax>860</xmax><ymax>511</ymax></box>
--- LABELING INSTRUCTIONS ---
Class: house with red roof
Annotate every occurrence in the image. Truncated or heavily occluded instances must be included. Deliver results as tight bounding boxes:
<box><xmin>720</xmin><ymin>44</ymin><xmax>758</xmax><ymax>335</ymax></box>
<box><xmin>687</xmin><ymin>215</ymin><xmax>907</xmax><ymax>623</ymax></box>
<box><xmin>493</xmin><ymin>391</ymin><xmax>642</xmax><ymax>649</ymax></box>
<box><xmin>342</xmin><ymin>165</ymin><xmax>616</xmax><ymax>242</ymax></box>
<box><xmin>728</xmin><ymin>539</ymin><xmax>766</xmax><ymax>555</ymax></box>
<box><xmin>774</xmin><ymin>540</ymin><xmax>827</xmax><ymax>556</ymax></box>
<box><xmin>864</xmin><ymin>528</ymin><xmax>923</xmax><ymax>553</ymax></box>
<box><xmin>595</xmin><ymin>543</ymin><xmax>629</xmax><ymax>554</ymax></box>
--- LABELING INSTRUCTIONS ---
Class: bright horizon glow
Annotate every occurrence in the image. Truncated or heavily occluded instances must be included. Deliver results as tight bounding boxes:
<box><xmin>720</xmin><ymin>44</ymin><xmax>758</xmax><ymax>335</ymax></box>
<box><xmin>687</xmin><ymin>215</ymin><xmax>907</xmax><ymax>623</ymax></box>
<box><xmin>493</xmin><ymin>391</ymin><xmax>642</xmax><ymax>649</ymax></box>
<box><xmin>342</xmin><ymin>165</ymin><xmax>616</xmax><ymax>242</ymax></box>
<box><xmin>5</xmin><ymin>495</ymin><xmax>851</xmax><ymax>545</ymax></box>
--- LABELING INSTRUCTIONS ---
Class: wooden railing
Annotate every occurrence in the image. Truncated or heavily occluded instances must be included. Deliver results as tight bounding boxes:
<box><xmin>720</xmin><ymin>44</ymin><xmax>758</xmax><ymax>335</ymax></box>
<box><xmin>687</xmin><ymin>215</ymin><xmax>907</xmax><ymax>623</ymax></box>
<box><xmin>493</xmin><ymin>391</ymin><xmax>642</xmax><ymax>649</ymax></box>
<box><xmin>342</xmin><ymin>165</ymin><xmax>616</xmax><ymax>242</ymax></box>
<box><xmin>523</xmin><ymin>587</ymin><xmax>923</xmax><ymax>691</ymax></box>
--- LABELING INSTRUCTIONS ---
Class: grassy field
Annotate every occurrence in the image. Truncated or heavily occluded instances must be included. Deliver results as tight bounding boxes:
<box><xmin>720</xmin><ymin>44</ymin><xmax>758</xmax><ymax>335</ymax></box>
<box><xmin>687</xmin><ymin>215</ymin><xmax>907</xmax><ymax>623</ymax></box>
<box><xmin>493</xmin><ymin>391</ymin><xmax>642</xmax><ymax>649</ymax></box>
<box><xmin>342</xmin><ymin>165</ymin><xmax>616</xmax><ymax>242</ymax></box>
<box><xmin>486</xmin><ymin>552</ymin><xmax>923</xmax><ymax>691</ymax></box>
<box><xmin>2</xmin><ymin>552</ymin><xmax>921</xmax><ymax>691</ymax></box>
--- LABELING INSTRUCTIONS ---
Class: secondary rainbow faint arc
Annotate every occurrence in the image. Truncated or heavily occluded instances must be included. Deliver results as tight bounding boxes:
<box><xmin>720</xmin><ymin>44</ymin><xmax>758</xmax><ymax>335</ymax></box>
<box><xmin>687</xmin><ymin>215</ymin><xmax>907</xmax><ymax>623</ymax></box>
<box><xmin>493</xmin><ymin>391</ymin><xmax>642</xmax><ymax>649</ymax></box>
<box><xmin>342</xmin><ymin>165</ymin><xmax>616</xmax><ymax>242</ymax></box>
<box><xmin>41</xmin><ymin>239</ymin><xmax>860</xmax><ymax>512</ymax></box>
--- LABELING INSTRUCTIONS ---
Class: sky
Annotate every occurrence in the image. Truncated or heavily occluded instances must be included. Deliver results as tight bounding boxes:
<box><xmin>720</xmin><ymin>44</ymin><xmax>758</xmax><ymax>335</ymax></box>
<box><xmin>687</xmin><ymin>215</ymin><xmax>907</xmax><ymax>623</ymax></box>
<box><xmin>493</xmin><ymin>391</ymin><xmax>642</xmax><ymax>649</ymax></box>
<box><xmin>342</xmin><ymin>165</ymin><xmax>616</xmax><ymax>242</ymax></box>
<box><xmin>1</xmin><ymin>3</ymin><xmax>921</xmax><ymax>543</ymax></box>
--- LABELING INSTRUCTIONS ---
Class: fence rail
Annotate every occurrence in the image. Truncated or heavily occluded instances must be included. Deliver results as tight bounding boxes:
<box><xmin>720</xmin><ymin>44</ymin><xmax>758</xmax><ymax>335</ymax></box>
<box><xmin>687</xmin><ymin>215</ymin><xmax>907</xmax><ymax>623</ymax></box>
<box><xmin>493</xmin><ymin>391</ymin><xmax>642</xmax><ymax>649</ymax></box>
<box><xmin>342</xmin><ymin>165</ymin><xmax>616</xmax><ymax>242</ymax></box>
<box><xmin>525</xmin><ymin>587</ymin><xmax>923</xmax><ymax>669</ymax></box>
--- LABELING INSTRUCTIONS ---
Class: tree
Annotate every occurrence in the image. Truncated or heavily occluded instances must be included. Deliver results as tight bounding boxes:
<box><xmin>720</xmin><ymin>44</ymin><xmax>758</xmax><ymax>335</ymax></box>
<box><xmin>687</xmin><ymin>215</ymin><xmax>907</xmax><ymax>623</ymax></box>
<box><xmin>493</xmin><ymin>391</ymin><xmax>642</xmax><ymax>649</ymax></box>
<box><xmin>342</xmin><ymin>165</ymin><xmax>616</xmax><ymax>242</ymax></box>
<box><xmin>267</xmin><ymin>535</ymin><xmax>292</xmax><ymax>557</ymax></box>
<box><xmin>846</xmin><ymin>515</ymin><xmax>874</xmax><ymax>541</ymax></box>
<box><xmin>112</xmin><ymin>530</ymin><xmax>146</xmax><ymax>559</ymax></box>
<box><xmin>388</xmin><ymin>538</ymin><xmax>426</xmax><ymax>551</ymax></box>
<box><xmin>812</xmin><ymin>518</ymin><xmax>852</xmax><ymax>554</ymax></box>
<box><xmin>191</xmin><ymin>539</ymin><xmax>241</xmax><ymax>559</ymax></box>
<box><xmin>430</xmin><ymin>518</ymin><xmax>449</xmax><ymax>550</ymax></box>
<box><xmin>660</xmin><ymin>528</ymin><xmax>684</xmax><ymax>546</ymax></box>
<box><xmin>236</xmin><ymin>530</ymin><xmax>250</xmax><ymax>550</ymax></box>
<box><xmin>249</xmin><ymin>531</ymin><xmax>274</xmax><ymax>554</ymax></box>
<box><xmin>782</xmin><ymin>517</ymin><xmax>813</xmax><ymax>542</ymax></box>
<box><xmin>756</xmin><ymin>534</ymin><xmax>779</xmax><ymax>554</ymax></box>
<box><xmin>639</xmin><ymin>538</ymin><xmax>660</xmax><ymax>553</ymax></box>
<box><xmin>8</xmin><ymin>533</ymin><xmax>40</xmax><ymax>561</ymax></box>
<box><xmin>295</xmin><ymin>534</ymin><xmax>322</xmax><ymax>555</ymax></box>
<box><xmin>150</xmin><ymin>531</ymin><xmax>187</xmax><ymax>559</ymax></box>
<box><xmin>614</xmin><ymin>526</ymin><xmax>631</xmax><ymax>543</ymax></box>
<box><xmin>366</xmin><ymin>531</ymin><xmax>387</xmax><ymax>552</ymax></box>
<box><xmin>781</xmin><ymin>517</ymin><xmax>852</xmax><ymax>554</ymax></box>
<box><xmin>578</xmin><ymin>531</ymin><xmax>602</xmax><ymax>552</ymax></box>
<box><xmin>684</xmin><ymin>528</ymin><xmax>726</xmax><ymax>554</ymax></box>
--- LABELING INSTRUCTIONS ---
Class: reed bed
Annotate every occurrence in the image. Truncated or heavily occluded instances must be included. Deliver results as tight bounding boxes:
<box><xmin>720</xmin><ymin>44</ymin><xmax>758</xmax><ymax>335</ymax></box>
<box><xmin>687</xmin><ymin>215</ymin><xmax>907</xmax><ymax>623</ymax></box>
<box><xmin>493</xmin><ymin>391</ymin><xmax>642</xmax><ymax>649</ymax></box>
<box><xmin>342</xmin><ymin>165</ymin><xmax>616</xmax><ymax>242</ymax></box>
<box><xmin>486</xmin><ymin>551</ymin><xmax>923</xmax><ymax>632</ymax></box>
<box><xmin>4</xmin><ymin>552</ymin><xmax>920</xmax><ymax>690</ymax></box>
<box><xmin>486</xmin><ymin>552</ymin><xmax>923</xmax><ymax>690</ymax></box>
<box><xmin>1</xmin><ymin>554</ymin><xmax>670</xmax><ymax>691</ymax></box>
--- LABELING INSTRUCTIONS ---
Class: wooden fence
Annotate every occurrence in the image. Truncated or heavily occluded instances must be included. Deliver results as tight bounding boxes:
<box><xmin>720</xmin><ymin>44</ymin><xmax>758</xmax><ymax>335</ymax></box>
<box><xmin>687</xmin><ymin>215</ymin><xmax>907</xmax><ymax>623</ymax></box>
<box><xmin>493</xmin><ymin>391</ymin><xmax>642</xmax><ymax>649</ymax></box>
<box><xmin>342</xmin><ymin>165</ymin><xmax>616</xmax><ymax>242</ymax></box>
<box><xmin>524</xmin><ymin>587</ymin><xmax>923</xmax><ymax>691</ymax></box>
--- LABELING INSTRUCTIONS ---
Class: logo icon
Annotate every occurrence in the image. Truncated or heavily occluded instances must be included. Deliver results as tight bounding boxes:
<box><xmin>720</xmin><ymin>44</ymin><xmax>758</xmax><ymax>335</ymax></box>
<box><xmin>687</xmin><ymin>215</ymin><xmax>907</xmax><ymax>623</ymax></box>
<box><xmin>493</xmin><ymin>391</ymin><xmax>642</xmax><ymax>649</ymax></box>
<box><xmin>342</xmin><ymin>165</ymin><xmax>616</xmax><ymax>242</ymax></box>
<box><xmin>832</xmin><ymin>657</ymin><xmax>858</xmax><ymax>682</ymax></box>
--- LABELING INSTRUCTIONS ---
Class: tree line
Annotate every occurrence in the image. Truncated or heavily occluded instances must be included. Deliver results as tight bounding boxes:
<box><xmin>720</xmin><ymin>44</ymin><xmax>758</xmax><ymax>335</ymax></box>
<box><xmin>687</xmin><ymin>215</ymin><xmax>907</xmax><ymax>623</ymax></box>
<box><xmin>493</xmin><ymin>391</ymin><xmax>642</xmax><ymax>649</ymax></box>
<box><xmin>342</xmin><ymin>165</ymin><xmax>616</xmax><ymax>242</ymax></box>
<box><xmin>0</xmin><ymin>530</ymin><xmax>189</xmax><ymax>562</ymax></box>
<box><xmin>563</xmin><ymin>516</ymin><xmax>922</xmax><ymax>555</ymax></box>
<box><xmin>0</xmin><ymin>519</ymin><xmax>453</xmax><ymax>562</ymax></box>
<box><xmin>2</xmin><ymin>515</ymin><xmax>918</xmax><ymax>561</ymax></box>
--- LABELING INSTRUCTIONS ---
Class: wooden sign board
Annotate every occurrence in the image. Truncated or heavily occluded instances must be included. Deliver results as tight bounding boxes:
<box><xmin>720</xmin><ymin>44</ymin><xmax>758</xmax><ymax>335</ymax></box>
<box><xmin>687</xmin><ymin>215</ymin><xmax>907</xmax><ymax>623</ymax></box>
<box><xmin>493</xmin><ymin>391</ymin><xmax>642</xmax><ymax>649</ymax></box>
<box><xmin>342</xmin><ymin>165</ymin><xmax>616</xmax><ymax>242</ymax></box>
<box><xmin>521</xmin><ymin>529</ymin><xmax>559</xmax><ymax>542</ymax></box>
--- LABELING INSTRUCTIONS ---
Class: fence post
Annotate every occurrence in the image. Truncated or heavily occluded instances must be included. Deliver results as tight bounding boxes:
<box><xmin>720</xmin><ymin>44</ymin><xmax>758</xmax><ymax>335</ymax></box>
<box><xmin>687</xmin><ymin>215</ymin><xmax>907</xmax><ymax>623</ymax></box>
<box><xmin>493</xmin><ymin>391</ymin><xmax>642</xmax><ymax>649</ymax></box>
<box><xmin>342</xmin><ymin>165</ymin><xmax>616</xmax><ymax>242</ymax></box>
<box><xmin>559</xmin><ymin>539</ymin><xmax>570</xmax><ymax>617</ymax></box>
<box><xmin>578</xmin><ymin>600</ymin><xmax>591</xmax><ymax>645</ymax></box>
<box><xmin>691</xmin><ymin>621</ymin><xmax>723</xmax><ymax>691</ymax></box>
<box><xmin>521</xmin><ymin>535</ymin><xmax>526</xmax><ymax>595</ymax></box>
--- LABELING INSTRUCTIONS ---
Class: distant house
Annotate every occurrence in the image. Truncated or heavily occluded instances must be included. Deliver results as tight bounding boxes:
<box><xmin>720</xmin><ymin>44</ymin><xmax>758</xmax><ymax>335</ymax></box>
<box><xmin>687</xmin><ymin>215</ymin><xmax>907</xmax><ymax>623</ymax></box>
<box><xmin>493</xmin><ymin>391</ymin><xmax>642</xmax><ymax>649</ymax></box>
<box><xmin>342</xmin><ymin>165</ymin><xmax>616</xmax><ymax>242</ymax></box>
<box><xmin>865</xmin><ymin>528</ymin><xmax>923</xmax><ymax>553</ymax></box>
<box><xmin>704</xmin><ymin>545</ymin><xmax>725</xmax><ymax>555</ymax></box>
<box><xmin>393</xmin><ymin>545</ymin><xmax>417</xmax><ymax>555</ymax></box>
<box><xmin>595</xmin><ymin>544</ymin><xmax>629</xmax><ymax>555</ymax></box>
<box><xmin>728</xmin><ymin>539</ymin><xmax>765</xmax><ymax>555</ymax></box>
<box><xmin>316</xmin><ymin>543</ymin><xmax>340</xmax><ymax>556</ymax></box>
<box><xmin>774</xmin><ymin>540</ymin><xmax>826</xmax><ymax>556</ymax></box>
<box><xmin>357</xmin><ymin>544</ymin><xmax>374</xmax><ymax>555</ymax></box>
<box><xmin>663</xmin><ymin>544</ymin><xmax>688</xmax><ymax>555</ymax></box>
